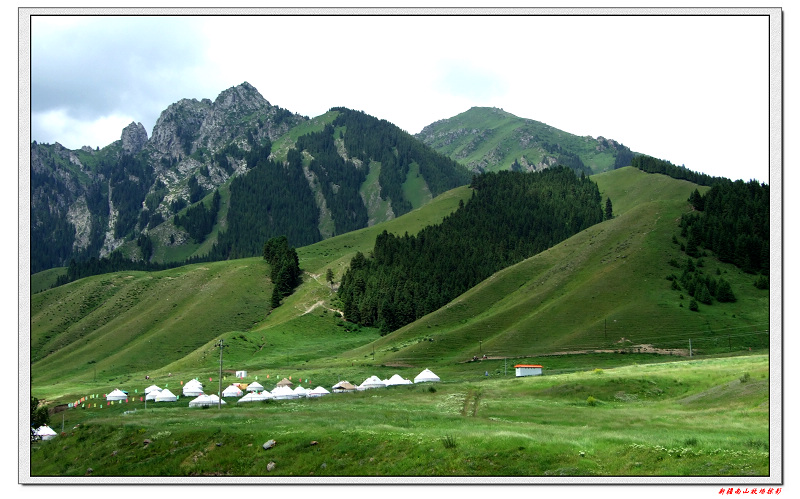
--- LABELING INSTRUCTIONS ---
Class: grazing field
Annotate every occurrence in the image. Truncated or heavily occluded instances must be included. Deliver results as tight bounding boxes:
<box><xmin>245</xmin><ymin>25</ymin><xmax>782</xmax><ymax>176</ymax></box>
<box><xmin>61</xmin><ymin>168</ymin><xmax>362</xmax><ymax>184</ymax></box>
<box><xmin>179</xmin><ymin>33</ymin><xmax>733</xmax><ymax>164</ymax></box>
<box><xmin>29</xmin><ymin>354</ymin><xmax>769</xmax><ymax>478</ymax></box>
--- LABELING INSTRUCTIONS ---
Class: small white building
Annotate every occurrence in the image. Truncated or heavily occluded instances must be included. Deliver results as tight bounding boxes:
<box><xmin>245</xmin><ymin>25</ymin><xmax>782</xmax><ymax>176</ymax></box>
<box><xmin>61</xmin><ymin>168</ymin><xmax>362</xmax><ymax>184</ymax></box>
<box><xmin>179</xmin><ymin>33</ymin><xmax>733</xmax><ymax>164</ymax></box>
<box><xmin>514</xmin><ymin>364</ymin><xmax>543</xmax><ymax>377</ymax></box>
<box><xmin>235</xmin><ymin>371</ymin><xmax>247</xmax><ymax>379</ymax></box>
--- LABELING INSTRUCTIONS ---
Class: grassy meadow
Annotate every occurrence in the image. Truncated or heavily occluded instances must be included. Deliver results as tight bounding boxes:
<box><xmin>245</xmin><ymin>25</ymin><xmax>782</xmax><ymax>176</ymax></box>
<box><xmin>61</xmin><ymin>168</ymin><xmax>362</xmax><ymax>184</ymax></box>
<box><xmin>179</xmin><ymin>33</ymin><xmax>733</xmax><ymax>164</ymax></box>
<box><xmin>27</xmin><ymin>167</ymin><xmax>774</xmax><ymax>480</ymax></box>
<box><xmin>29</xmin><ymin>354</ymin><xmax>769</xmax><ymax>478</ymax></box>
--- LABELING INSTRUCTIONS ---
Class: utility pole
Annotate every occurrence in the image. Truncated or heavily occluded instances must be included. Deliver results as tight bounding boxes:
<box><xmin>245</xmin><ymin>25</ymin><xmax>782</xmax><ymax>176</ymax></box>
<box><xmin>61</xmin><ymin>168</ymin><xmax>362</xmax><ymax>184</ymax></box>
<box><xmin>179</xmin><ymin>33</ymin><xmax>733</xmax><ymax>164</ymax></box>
<box><xmin>217</xmin><ymin>339</ymin><xmax>225</xmax><ymax>409</ymax></box>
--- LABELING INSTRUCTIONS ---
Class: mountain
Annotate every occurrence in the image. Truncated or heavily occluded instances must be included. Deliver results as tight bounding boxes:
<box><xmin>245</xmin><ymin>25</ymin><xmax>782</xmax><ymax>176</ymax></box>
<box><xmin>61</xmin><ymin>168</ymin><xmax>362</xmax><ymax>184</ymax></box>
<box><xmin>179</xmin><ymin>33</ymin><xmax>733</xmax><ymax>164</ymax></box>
<box><xmin>415</xmin><ymin>106</ymin><xmax>635</xmax><ymax>175</ymax></box>
<box><xmin>29</xmin><ymin>83</ymin><xmax>471</xmax><ymax>275</ymax></box>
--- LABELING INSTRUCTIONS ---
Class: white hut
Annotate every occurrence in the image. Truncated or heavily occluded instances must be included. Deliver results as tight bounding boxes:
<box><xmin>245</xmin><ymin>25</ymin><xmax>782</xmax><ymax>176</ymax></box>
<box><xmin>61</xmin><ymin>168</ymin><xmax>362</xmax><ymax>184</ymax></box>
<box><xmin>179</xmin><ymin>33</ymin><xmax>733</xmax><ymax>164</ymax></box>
<box><xmin>183</xmin><ymin>379</ymin><xmax>204</xmax><ymax>397</ymax></box>
<box><xmin>358</xmin><ymin>375</ymin><xmax>386</xmax><ymax>390</ymax></box>
<box><xmin>293</xmin><ymin>386</ymin><xmax>309</xmax><ymax>398</ymax></box>
<box><xmin>307</xmin><ymin>386</ymin><xmax>330</xmax><ymax>398</ymax></box>
<box><xmin>188</xmin><ymin>394</ymin><xmax>211</xmax><ymax>407</ymax></box>
<box><xmin>144</xmin><ymin>385</ymin><xmax>161</xmax><ymax>394</ymax></box>
<box><xmin>237</xmin><ymin>391</ymin><xmax>271</xmax><ymax>403</ymax></box>
<box><xmin>222</xmin><ymin>384</ymin><xmax>243</xmax><ymax>397</ymax></box>
<box><xmin>384</xmin><ymin>374</ymin><xmax>413</xmax><ymax>386</ymax></box>
<box><xmin>235</xmin><ymin>370</ymin><xmax>248</xmax><ymax>379</ymax></box>
<box><xmin>35</xmin><ymin>425</ymin><xmax>57</xmax><ymax>440</ymax></box>
<box><xmin>271</xmin><ymin>385</ymin><xmax>297</xmax><ymax>400</ymax></box>
<box><xmin>413</xmin><ymin>368</ymin><xmax>440</xmax><ymax>383</ymax></box>
<box><xmin>155</xmin><ymin>389</ymin><xmax>178</xmax><ymax>402</ymax></box>
<box><xmin>145</xmin><ymin>389</ymin><xmax>162</xmax><ymax>401</ymax></box>
<box><xmin>106</xmin><ymin>389</ymin><xmax>128</xmax><ymax>401</ymax></box>
<box><xmin>246</xmin><ymin>381</ymin><xmax>265</xmax><ymax>392</ymax></box>
<box><xmin>514</xmin><ymin>364</ymin><xmax>543</xmax><ymax>377</ymax></box>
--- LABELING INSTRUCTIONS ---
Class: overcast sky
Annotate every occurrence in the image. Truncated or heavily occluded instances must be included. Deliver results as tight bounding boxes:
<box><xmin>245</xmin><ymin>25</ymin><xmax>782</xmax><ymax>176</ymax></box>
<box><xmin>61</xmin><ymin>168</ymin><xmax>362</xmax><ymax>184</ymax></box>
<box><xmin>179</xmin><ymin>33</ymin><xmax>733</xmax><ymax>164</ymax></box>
<box><xmin>28</xmin><ymin>11</ymin><xmax>774</xmax><ymax>183</ymax></box>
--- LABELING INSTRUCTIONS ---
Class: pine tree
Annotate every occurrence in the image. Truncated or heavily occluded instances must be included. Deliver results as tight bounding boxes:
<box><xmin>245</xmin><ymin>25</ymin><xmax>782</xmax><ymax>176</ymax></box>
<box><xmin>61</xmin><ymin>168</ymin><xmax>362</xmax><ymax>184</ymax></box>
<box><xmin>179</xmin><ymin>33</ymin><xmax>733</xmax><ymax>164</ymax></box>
<box><xmin>604</xmin><ymin>197</ymin><xmax>613</xmax><ymax>220</ymax></box>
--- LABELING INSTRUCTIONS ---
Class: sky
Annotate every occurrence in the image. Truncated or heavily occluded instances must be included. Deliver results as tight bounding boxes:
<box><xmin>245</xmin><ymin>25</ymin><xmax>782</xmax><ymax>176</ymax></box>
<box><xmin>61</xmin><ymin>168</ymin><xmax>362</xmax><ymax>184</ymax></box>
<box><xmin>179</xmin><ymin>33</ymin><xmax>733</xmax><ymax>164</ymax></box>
<box><xmin>26</xmin><ymin>11</ymin><xmax>776</xmax><ymax>184</ymax></box>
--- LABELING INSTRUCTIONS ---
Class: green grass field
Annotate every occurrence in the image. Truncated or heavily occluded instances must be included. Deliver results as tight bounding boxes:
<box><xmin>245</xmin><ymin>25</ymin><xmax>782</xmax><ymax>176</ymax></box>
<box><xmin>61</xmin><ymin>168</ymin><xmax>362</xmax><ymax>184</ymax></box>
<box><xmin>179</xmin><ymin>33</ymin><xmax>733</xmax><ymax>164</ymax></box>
<box><xmin>28</xmin><ymin>167</ymin><xmax>773</xmax><ymax>479</ymax></box>
<box><xmin>29</xmin><ymin>354</ymin><xmax>769</xmax><ymax>477</ymax></box>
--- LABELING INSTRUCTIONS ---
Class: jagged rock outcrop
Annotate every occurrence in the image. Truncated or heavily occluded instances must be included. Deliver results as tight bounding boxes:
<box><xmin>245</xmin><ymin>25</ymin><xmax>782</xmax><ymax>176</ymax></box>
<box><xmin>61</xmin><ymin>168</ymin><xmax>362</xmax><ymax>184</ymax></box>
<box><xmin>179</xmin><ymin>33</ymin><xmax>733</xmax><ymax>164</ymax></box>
<box><xmin>121</xmin><ymin>122</ymin><xmax>148</xmax><ymax>155</ymax></box>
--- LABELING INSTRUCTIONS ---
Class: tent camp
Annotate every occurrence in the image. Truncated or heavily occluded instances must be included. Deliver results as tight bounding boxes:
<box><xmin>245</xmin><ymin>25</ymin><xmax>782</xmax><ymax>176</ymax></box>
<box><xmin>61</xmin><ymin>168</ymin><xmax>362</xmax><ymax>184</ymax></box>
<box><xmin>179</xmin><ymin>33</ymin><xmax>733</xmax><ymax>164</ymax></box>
<box><xmin>144</xmin><ymin>385</ymin><xmax>161</xmax><ymax>394</ymax></box>
<box><xmin>384</xmin><ymin>374</ymin><xmax>413</xmax><ymax>386</ymax></box>
<box><xmin>271</xmin><ymin>385</ymin><xmax>297</xmax><ymax>400</ymax></box>
<box><xmin>293</xmin><ymin>386</ymin><xmax>308</xmax><ymax>398</ymax></box>
<box><xmin>145</xmin><ymin>389</ymin><xmax>162</xmax><ymax>401</ymax></box>
<box><xmin>222</xmin><ymin>384</ymin><xmax>243</xmax><ymax>397</ymax></box>
<box><xmin>155</xmin><ymin>389</ymin><xmax>177</xmax><ymax>402</ymax></box>
<box><xmin>276</xmin><ymin>378</ymin><xmax>293</xmax><ymax>387</ymax></box>
<box><xmin>246</xmin><ymin>381</ymin><xmax>264</xmax><ymax>392</ymax></box>
<box><xmin>35</xmin><ymin>425</ymin><xmax>57</xmax><ymax>440</ymax></box>
<box><xmin>237</xmin><ymin>391</ymin><xmax>271</xmax><ymax>403</ymax></box>
<box><xmin>358</xmin><ymin>375</ymin><xmax>386</xmax><ymax>390</ymax></box>
<box><xmin>414</xmin><ymin>368</ymin><xmax>440</xmax><ymax>383</ymax></box>
<box><xmin>106</xmin><ymin>389</ymin><xmax>128</xmax><ymax>401</ymax></box>
<box><xmin>307</xmin><ymin>386</ymin><xmax>330</xmax><ymax>398</ymax></box>
<box><xmin>332</xmin><ymin>381</ymin><xmax>357</xmax><ymax>393</ymax></box>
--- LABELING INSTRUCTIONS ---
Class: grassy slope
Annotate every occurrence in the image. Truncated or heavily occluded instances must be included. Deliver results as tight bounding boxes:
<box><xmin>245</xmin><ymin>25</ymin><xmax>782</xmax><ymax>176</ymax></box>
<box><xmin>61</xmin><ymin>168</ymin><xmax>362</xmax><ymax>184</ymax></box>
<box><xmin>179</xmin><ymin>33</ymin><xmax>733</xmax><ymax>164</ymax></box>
<box><xmin>419</xmin><ymin>107</ymin><xmax>620</xmax><ymax>174</ymax></box>
<box><xmin>355</xmin><ymin>167</ymin><xmax>768</xmax><ymax>367</ymax></box>
<box><xmin>30</xmin><ymin>185</ymin><xmax>474</xmax><ymax>399</ymax></box>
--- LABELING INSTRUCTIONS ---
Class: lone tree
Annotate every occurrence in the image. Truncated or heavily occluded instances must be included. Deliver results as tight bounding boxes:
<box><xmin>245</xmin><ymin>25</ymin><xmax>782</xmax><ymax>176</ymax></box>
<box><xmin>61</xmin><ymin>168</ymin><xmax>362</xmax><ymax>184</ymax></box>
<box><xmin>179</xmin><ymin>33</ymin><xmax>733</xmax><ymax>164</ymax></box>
<box><xmin>326</xmin><ymin>268</ymin><xmax>335</xmax><ymax>291</ymax></box>
<box><xmin>605</xmin><ymin>197</ymin><xmax>613</xmax><ymax>220</ymax></box>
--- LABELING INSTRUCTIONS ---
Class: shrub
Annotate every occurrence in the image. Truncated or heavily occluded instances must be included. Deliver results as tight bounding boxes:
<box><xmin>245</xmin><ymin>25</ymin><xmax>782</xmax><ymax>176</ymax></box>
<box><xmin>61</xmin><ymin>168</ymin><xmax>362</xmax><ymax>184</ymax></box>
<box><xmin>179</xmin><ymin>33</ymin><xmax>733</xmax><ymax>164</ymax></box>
<box><xmin>442</xmin><ymin>435</ymin><xmax>457</xmax><ymax>449</ymax></box>
<box><xmin>689</xmin><ymin>299</ymin><xmax>699</xmax><ymax>312</ymax></box>
<box><xmin>587</xmin><ymin>396</ymin><xmax>597</xmax><ymax>406</ymax></box>
<box><xmin>593</xmin><ymin>368</ymin><xmax>604</xmax><ymax>375</ymax></box>
<box><xmin>740</xmin><ymin>372</ymin><xmax>751</xmax><ymax>383</ymax></box>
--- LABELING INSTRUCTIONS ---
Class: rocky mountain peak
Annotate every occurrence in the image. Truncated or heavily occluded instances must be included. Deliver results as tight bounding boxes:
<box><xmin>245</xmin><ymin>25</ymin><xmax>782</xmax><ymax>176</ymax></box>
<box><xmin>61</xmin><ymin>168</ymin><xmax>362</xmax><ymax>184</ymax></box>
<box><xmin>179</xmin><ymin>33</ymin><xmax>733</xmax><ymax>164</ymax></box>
<box><xmin>121</xmin><ymin>122</ymin><xmax>148</xmax><ymax>155</ymax></box>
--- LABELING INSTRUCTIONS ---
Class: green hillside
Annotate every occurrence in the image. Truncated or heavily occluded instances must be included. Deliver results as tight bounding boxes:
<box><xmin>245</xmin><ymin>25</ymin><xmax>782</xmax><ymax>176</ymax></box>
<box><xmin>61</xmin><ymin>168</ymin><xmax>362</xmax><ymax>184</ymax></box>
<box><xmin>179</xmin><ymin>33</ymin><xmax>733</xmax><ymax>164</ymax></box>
<box><xmin>30</xmin><ymin>185</ymin><xmax>474</xmax><ymax>398</ymax></box>
<box><xmin>351</xmin><ymin>167</ymin><xmax>768</xmax><ymax>366</ymax></box>
<box><xmin>416</xmin><ymin>107</ymin><xmax>632</xmax><ymax>174</ymax></box>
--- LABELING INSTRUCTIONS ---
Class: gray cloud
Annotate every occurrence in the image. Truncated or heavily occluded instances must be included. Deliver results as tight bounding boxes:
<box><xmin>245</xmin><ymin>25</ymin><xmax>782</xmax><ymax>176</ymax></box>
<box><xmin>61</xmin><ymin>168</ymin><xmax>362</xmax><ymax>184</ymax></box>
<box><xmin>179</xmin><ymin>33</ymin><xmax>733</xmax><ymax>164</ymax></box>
<box><xmin>31</xmin><ymin>17</ymin><xmax>214</xmax><ymax>136</ymax></box>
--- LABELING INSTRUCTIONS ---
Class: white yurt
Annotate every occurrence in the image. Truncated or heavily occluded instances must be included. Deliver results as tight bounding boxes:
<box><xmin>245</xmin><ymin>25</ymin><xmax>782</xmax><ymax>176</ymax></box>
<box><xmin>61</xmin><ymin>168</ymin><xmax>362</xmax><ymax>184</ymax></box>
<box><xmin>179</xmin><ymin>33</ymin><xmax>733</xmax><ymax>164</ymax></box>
<box><xmin>222</xmin><ymin>384</ymin><xmax>243</xmax><ymax>397</ymax></box>
<box><xmin>307</xmin><ymin>386</ymin><xmax>330</xmax><ymax>398</ymax></box>
<box><xmin>144</xmin><ymin>385</ymin><xmax>161</xmax><ymax>394</ymax></box>
<box><xmin>106</xmin><ymin>389</ymin><xmax>128</xmax><ymax>401</ymax></box>
<box><xmin>145</xmin><ymin>389</ymin><xmax>162</xmax><ymax>401</ymax></box>
<box><xmin>155</xmin><ymin>388</ymin><xmax>178</xmax><ymax>402</ymax></box>
<box><xmin>35</xmin><ymin>425</ymin><xmax>57</xmax><ymax>440</ymax></box>
<box><xmin>414</xmin><ymin>368</ymin><xmax>440</xmax><ymax>383</ymax></box>
<box><xmin>384</xmin><ymin>374</ymin><xmax>413</xmax><ymax>386</ymax></box>
<box><xmin>270</xmin><ymin>385</ymin><xmax>297</xmax><ymax>400</ymax></box>
<box><xmin>206</xmin><ymin>394</ymin><xmax>225</xmax><ymax>405</ymax></box>
<box><xmin>188</xmin><ymin>394</ymin><xmax>211</xmax><ymax>407</ymax></box>
<box><xmin>246</xmin><ymin>381</ymin><xmax>265</xmax><ymax>392</ymax></box>
<box><xmin>292</xmin><ymin>386</ymin><xmax>308</xmax><ymax>398</ymax></box>
<box><xmin>358</xmin><ymin>375</ymin><xmax>386</xmax><ymax>390</ymax></box>
<box><xmin>183</xmin><ymin>379</ymin><xmax>204</xmax><ymax>397</ymax></box>
<box><xmin>237</xmin><ymin>391</ymin><xmax>271</xmax><ymax>403</ymax></box>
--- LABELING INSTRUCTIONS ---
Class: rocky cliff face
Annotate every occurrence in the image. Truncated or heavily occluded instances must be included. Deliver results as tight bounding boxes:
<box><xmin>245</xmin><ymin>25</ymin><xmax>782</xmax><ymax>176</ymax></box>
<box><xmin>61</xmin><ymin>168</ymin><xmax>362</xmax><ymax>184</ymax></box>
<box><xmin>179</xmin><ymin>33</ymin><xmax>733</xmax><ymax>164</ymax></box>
<box><xmin>121</xmin><ymin>122</ymin><xmax>148</xmax><ymax>155</ymax></box>
<box><xmin>30</xmin><ymin>82</ymin><xmax>309</xmax><ymax>273</ymax></box>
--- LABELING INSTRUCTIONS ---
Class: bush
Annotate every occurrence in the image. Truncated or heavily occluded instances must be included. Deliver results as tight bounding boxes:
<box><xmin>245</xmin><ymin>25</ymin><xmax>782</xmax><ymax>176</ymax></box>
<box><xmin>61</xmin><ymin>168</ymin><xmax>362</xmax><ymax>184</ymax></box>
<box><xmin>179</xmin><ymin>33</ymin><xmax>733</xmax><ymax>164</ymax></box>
<box><xmin>587</xmin><ymin>396</ymin><xmax>597</xmax><ymax>406</ymax></box>
<box><xmin>442</xmin><ymin>435</ymin><xmax>457</xmax><ymax>449</ymax></box>
<box><xmin>754</xmin><ymin>275</ymin><xmax>769</xmax><ymax>290</ymax></box>
<box><xmin>593</xmin><ymin>368</ymin><xmax>604</xmax><ymax>375</ymax></box>
<box><xmin>740</xmin><ymin>372</ymin><xmax>751</xmax><ymax>383</ymax></box>
<box><xmin>689</xmin><ymin>299</ymin><xmax>699</xmax><ymax>312</ymax></box>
